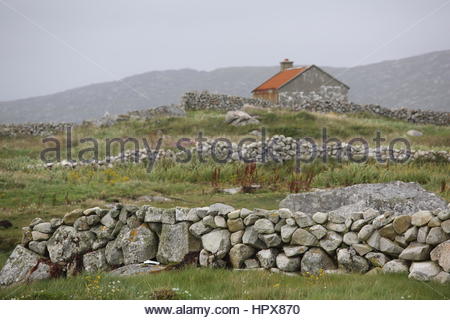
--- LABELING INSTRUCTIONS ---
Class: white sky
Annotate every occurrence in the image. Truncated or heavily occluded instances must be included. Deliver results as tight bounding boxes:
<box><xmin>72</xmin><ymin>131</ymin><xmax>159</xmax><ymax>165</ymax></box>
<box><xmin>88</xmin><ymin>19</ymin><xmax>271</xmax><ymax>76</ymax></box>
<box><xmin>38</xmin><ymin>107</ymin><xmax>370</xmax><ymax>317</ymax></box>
<box><xmin>1</xmin><ymin>0</ymin><xmax>450</xmax><ymax>100</ymax></box>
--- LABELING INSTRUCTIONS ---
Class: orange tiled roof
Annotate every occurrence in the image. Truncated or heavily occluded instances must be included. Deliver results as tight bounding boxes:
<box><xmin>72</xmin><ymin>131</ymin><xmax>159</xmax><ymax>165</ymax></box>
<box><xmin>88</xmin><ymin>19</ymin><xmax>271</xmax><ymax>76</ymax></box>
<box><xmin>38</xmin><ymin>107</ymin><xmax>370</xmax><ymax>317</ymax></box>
<box><xmin>252</xmin><ymin>67</ymin><xmax>308</xmax><ymax>92</ymax></box>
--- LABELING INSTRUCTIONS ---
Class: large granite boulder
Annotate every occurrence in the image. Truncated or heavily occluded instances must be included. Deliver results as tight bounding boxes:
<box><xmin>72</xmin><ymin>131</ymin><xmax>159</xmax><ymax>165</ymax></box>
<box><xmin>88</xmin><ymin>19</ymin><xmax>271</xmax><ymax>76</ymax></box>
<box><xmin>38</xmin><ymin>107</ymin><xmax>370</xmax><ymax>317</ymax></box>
<box><xmin>280</xmin><ymin>181</ymin><xmax>447</xmax><ymax>217</ymax></box>
<box><xmin>0</xmin><ymin>245</ymin><xmax>55</xmax><ymax>286</ymax></box>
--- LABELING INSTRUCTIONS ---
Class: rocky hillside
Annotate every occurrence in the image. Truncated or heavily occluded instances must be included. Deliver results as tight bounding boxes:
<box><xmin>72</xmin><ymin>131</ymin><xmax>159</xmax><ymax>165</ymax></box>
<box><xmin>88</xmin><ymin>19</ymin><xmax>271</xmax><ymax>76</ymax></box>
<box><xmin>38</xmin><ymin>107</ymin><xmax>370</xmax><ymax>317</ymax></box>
<box><xmin>1</xmin><ymin>50</ymin><xmax>450</xmax><ymax>123</ymax></box>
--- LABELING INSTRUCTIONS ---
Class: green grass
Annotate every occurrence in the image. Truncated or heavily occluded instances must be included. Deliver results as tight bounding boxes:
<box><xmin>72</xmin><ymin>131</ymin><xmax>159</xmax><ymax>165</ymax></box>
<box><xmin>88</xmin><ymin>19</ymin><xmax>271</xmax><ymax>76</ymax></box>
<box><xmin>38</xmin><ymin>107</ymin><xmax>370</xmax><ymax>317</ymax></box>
<box><xmin>0</xmin><ymin>109</ymin><xmax>449</xmax><ymax>163</ymax></box>
<box><xmin>0</xmin><ymin>267</ymin><xmax>448</xmax><ymax>300</ymax></box>
<box><xmin>0</xmin><ymin>157</ymin><xmax>448</xmax><ymax>251</ymax></box>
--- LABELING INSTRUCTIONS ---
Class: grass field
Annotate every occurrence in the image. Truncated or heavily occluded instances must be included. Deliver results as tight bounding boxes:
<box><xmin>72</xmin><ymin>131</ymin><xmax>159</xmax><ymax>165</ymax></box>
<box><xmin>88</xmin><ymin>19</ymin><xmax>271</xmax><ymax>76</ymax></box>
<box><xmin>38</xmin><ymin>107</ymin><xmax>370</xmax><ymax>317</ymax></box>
<box><xmin>0</xmin><ymin>109</ymin><xmax>449</xmax><ymax>250</ymax></box>
<box><xmin>0</xmin><ymin>267</ymin><xmax>448</xmax><ymax>300</ymax></box>
<box><xmin>0</xmin><ymin>108</ymin><xmax>449</xmax><ymax>299</ymax></box>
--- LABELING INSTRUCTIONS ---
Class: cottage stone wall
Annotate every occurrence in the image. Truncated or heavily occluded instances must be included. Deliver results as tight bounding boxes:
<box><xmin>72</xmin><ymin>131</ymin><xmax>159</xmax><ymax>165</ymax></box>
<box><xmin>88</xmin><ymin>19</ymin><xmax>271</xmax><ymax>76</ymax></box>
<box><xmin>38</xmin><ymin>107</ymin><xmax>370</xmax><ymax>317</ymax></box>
<box><xmin>278</xmin><ymin>66</ymin><xmax>349</xmax><ymax>105</ymax></box>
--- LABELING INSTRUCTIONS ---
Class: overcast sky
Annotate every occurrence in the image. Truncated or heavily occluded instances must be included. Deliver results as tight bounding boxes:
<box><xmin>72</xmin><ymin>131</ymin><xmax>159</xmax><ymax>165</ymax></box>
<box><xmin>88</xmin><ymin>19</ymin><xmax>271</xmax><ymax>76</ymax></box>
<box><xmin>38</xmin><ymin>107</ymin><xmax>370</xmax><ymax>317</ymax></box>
<box><xmin>1</xmin><ymin>0</ymin><xmax>450</xmax><ymax>101</ymax></box>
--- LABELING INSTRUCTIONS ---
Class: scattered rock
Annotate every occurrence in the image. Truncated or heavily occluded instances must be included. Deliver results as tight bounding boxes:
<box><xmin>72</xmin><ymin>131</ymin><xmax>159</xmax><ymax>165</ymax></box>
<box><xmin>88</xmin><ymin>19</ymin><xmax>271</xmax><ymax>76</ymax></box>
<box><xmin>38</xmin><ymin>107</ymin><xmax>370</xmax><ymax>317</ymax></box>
<box><xmin>225</xmin><ymin>110</ymin><xmax>259</xmax><ymax>126</ymax></box>
<box><xmin>406</xmin><ymin>129</ymin><xmax>423</xmax><ymax>137</ymax></box>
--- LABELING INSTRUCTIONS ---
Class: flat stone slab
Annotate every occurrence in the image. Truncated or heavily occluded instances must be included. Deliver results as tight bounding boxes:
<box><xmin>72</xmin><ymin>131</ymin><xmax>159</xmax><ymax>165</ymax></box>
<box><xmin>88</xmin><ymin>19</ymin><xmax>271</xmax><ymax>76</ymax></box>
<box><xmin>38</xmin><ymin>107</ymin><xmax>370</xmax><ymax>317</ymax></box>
<box><xmin>109</xmin><ymin>264</ymin><xmax>169</xmax><ymax>276</ymax></box>
<box><xmin>280</xmin><ymin>181</ymin><xmax>447</xmax><ymax>217</ymax></box>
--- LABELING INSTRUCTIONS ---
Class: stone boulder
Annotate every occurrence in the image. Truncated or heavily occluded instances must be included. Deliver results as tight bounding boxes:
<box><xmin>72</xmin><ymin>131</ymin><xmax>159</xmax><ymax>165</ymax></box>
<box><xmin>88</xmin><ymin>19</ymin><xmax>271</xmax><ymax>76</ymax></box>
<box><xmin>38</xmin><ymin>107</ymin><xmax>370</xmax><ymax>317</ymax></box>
<box><xmin>337</xmin><ymin>248</ymin><xmax>369</xmax><ymax>273</ymax></box>
<box><xmin>301</xmin><ymin>248</ymin><xmax>336</xmax><ymax>274</ymax></box>
<box><xmin>409</xmin><ymin>261</ymin><xmax>442</xmax><ymax>281</ymax></box>
<box><xmin>229</xmin><ymin>244</ymin><xmax>255</xmax><ymax>268</ymax></box>
<box><xmin>0</xmin><ymin>245</ymin><xmax>55</xmax><ymax>286</ymax></box>
<box><xmin>83</xmin><ymin>249</ymin><xmax>109</xmax><ymax>273</ymax></box>
<box><xmin>120</xmin><ymin>225</ymin><xmax>158</xmax><ymax>265</ymax></box>
<box><xmin>156</xmin><ymin>222</ymin><xmax>201</xmax><ymax>264</ymax></box>
<box><xmin>382</xmin><ymin>259</ymin><xmax>409</xmax><ymax>273</ymax></box>
<box><xmin>399</xmin><ymin>243</ymin><xmax>431</xmax><ymax>261</ymax></box>
<box><xmin>225</xmin><ymin>110</ymin><xmax>259</xmax><ymax>126</ymax></box>
<box><xmin>109</xmin><ymin>264</ymin><xmax>168</xmax><ymax>276</ymax></box>
<box><xmin>47</xmin><ymin>226</ymin><xmax>95</xmax><ymax>263</ymax></box>
<box><xmin>201</xmin><ymin>229</ymin><xmax>231</xmax><ymax>258</ymax></box>
<box><xmin>256</xmin><ymin>249</ymin><xmax>278</xmax><ymax>269</ymax></box>
<box><xmin>430</xmin><ymin>241</ymin><xmax>450</xmax><ymax>272</ymax></box>
<box><xmin>276</xmin><ymin>253</ymin><xmax>300</xmax><ymax>272</ymax></box>
<box><xmin>280</xmin><ymin>182</ymin><xmax>448</xmax><ymax>217</ymax></box>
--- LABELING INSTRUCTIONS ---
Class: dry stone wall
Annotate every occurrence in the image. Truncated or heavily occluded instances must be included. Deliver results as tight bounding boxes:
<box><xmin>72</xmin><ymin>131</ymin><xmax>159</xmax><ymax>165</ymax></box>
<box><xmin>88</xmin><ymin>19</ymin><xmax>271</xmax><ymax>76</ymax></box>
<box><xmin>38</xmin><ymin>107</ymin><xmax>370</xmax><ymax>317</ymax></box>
<box><xmin>1</xmin><ymin>191</ymin><xmax>450</xmax><ymax>286</ymax></box>
<box><xmin>0</xmin><ymin>105</ymin><xmax>186</xmax><ymax>137</ymax></box>
<box><xmin>181</xmin><ymin>91</ymin><xmax>273</xmax><ymax>111</ymax></box>
<box><xmin>181</xmin><ymin>91</ymin><xmax>450</xmax><ymax>126</ymax></box>
<box><xmin>0</xmin><ymin>122</ymin><xmax>73</xmax><ymax>137</ymax></box>
<box><xmin>38</xmin><ymin>134</ymin><xmax>450</xmax><ymax>170</ymax></box>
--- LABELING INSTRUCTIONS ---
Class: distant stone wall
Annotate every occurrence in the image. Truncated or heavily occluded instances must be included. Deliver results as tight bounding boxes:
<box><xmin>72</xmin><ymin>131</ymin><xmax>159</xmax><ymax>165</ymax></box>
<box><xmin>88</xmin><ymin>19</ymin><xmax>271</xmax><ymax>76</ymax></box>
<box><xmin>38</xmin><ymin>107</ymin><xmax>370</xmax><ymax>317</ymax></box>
<box><xmin>37</xmin><ymin>134</ymin><xmax>450</xmax><ymax>170</ymax></box>
<box><xmin>181</xmin><ymin>91</ymin><xmax>450</xmax><ymax>126</ymax></box>
<box><xmin>181</xmin><ymin>91</ymin><xmax>273</xmax><ymax>111</ymax></box>
<box><xmin>1</xmin><ymin>192</ymin><xmax>449</xmax><ymax>286</ymax></box>
<box><xmin>0</xmin><ymin>122</ymin><xmax>73</xmax><ymax>137</ymax></box>
<box><xmin>1</xmin><ymin>92</ymin><xmax>448</xmax><ymax>138</ymax></box>
<box><xmin>0</xmin><ymin>105</ymin><xmax>186</xmax><ymax>137</ymax></box>
<box><xmin>293</xmin><ymin>100</ymin><xmax>450</xmax><ymax>126</ymax></box>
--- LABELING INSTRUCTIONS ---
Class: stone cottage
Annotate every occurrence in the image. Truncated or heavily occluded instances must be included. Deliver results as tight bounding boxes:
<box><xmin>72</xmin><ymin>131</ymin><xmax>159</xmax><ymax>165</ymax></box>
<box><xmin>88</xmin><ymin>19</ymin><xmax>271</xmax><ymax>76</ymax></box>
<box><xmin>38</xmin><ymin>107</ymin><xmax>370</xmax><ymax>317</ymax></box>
<box><xmin>252</xmin><ymin>59</ymin><xmax>349</xmax><ymax>105</ymax></box>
